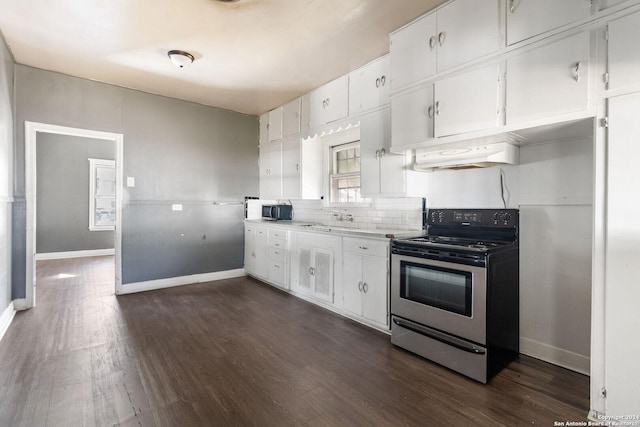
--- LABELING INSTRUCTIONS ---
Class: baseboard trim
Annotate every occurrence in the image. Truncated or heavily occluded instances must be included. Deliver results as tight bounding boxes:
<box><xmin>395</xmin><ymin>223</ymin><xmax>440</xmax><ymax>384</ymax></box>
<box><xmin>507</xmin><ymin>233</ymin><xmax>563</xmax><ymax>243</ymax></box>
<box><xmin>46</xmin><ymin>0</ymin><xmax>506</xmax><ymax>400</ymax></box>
<box><xmin>35</xmin><ymin>249</ymin><xmax>115</xmax><ymax>260</ymax></box>
<box><xmin>12</xmin><ymin>298</ymin><xmax>28</xmax><ymax>311</ymax></box>
<box><xmin>117</xmin><ymin>269</ymin><xmax>247</xmax><ymax>295</ymax></box>
<box><xmin>520</xmin><ymin>337</ymin><xmax>590</xmax><ymax>375</ymax></box>
<box><xmin>0</xmin><ymin>302</ymin><xmax>16</xmax><ymax>342</ymax></box>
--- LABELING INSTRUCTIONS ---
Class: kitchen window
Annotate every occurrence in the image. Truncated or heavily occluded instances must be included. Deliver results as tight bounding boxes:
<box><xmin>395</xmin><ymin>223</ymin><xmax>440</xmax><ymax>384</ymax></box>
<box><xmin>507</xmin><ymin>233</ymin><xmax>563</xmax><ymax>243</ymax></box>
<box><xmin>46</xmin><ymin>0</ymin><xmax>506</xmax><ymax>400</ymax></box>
<box><xmin>330</xmin><ymin>142</ymin><xmax>365</xmax><ymax>204</ymax></box>
<box><xmin>88</xmin><ymin>158</ymin><xmax>116</xmax><ymax>231</ymax></box>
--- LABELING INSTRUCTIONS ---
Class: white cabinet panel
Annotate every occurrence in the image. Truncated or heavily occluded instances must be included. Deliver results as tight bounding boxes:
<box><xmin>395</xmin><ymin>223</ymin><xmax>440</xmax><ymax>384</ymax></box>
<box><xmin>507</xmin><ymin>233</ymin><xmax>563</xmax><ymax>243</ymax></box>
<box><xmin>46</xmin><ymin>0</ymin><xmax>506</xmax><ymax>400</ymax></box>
<box><xmin>259</xmin><ymin>142</ymin><xmax>282</xmax><ymax>199</ymax></box>
<box><xmin>390</xmin><ymin>0</ymin><xmax>501</xmax><ymax>91</ymax></box>
<box><xmin>342</xmin><ymin>251</ymin><xmax>364</xmax><ymax>317</ymax></box>
<box><xmin>390</xmin><ymin>13</ymin><xmax>437</xmax><ymax>90</ymax></box>
<box><xmin>506</xmin><ymin>0</ymin><xmax>592</xmax><ymax>45</ymax></box>
<box><xmin>282</xmin><ymin>97</ymin><xmax>301</xmax><ymax>137</ymax></box>
<box><xmin>309</xmin><ymin>75</ymin><xmax>349</xmax><ymax>128</ymax></box>
<box><xmin>361</xmin><ymin>256</ymin><xmax>388</xmax><ymax>326</ymax></box>
<box><xmin>282</xmin><ymin>137</ymin><xmax>301</xmax><ymax>199</ymax></box>
<box><xmin>436</xmin><ymin>0</ymin><xmax>502</xmax><ymax>72</ymax></box>
<box><xmin>434</xmin><ymin>63</ymin><xmax>501</xmax><ymax>137</ymax></box>
<box><xmin>361</xmin><ymin>109</ymin><xmax>406</xmax><ymax>197</ymax></box>
<box><xmin>506</xmin><ymin>32</ymin><xmax>590</xmax><ymax>126</ymax></box>
<box><xmin>245</xmin><ymin>226</ymin><xmax>268</xmax><ymax>280</ymax></box>
<box><xmin>349</xmin><ymin>55</ymin><xmax>390</xmax><ymax>116</ymax></box>
<box><xmin>391</xmin><ymin>85</ymin><xmax>434</xmax><ymax>148</ymax></box>
<box><xmin>292</xmin><ymin>232</ymin><xmax>337</xmax><ymax>304</ymax></box>
<box><xmin>268</xmin><ymin>107</ymin><xmax>283</xmax><ymax>141</ymax></box>
<box><xmin>259</xmin><ymin>113</ymin><xmax>269</xmax><ymax>146</ymax></box>
<box><xmin>608</xmin><ymin>11</ymin><xmax>640</xmax><ymax>93</ymax></box>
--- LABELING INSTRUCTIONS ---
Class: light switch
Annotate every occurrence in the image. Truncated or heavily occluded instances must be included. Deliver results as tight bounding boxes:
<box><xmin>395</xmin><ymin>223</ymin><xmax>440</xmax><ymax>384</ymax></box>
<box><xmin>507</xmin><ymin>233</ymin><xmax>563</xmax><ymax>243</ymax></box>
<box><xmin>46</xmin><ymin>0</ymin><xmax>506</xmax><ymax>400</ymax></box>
<box><xmin>126</xmin><ymin>176</ymin><xmax>135</xmax><ymax>187</ymax></box>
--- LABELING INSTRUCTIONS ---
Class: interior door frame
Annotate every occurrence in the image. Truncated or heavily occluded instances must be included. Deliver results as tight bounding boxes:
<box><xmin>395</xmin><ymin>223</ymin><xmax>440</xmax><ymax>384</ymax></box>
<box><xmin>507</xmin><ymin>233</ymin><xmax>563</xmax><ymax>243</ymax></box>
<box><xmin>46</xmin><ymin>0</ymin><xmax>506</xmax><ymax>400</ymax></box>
<box><xmin>24</xmin><ymin>121</ymin><xmax>124</xmax><ymax>307</ymax></box>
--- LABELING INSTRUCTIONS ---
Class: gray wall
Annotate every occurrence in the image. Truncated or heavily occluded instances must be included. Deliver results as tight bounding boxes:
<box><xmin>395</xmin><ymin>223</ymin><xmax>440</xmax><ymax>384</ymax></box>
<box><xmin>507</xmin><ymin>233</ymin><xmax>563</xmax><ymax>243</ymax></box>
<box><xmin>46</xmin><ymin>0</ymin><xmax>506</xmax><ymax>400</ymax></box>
<box><xmin>36</xmin><ymin>133</ymin><xmax>114</xmax><ymax>254</ymax></box>
<box><xmin>0</xmin><ymin>32</ymin><xmax>14</xmax><ymax>312</ymax></box>
<box><xmin>13</xmin><ymin>65</ymin><xmax>259</xmax><ymax>296</ymax></box>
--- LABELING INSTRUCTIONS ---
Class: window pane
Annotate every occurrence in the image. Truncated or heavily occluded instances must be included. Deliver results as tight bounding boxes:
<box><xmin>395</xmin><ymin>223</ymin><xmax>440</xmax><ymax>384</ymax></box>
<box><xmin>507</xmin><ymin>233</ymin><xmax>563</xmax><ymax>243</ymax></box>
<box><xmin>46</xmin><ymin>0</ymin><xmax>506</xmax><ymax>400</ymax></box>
<box><xmin>95</xmin><ymin>198</ymin><xmax>116</xmax><ymax>226</ymax></box>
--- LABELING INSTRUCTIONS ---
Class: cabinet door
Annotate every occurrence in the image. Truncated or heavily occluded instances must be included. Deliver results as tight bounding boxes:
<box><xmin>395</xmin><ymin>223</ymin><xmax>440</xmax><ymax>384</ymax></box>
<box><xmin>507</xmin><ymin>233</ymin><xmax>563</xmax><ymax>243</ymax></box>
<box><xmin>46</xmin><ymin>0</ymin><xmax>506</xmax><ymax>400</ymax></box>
<box><xmin>309</xmin><ymin>76</ymin><xmax>349</xmax><ymax>128</ymax></box>
<box><xmin>608</xmin><ymin>11</ymin><xmax>640</xmax><ymax>93</ymax></box>
<box><xmin>253</xmin><ymin>227</ymin><xmax>268</xmax><ymax>279</ymax></box>
<box><xmin>390</xmin><ymin>12</ymin><xmax>437</xmax><ymax>90</ymax></box>
<box><xmin>282</xmin><ymin>98</ymin><xmax>301</xmax><ymax>137</ymax></box>
<box><xmin>506</xmin><ymin>0</ymin><xmax>592</xmax><ymax>45</ymax></box>
<box><xmin>244</xmin><ymin>225</ymin><xmax>255</xmax><ymax>274</ymax></box>
<box><xmin>436</xmin><ymin>0</ymin><xmax>502</xmax><ymax>72</ymax></box>
<box><xmin>361</xmin><ymin>109</ymin><xmax>405</xmax><ymax>196</ymax></box>
<box><xmin>350</xmin><ymin>56</ymin><xmax>390</xmax><ymax>115</ymax></box>
<box><xmin>300</xmin><ymin>137</ymin><xmax>323</xmax><ymax>199</ymax></box>
<box><xmin>391</xmin><ymin>85</ymin><xmax>434</xmax><ymax>149</ymax></box>
<box><xmin>282</xmin><ymin>137</ymin><xmax>301</xmax><ymax>199</ymax></box>
<box><xmin>342</xmin><ymin>252</ymin><xmax>364</xmax><ymax>317</ymax></box>
<box><xmin>313</xmin><ymin>247</ymin><xmax>334</xmax><ymax>303</ymax></box>
<box><xmin>259</xmin><ymin>113</ymin><xmax>269</xmax><ymax>145</ymax></box>
<box><xmin>268</xmin><ymin>107</ymin><xmax>283</xmax><ymax>141</ymax></box>
<box><xmin>434</xmin><ymin>63</ymin><xmax>501</xmax><ymax>138</ymax></box>
<box><xmin>259</xmin><ymin>142</ymin><xmax>283</xmax><ymax>199</ymax></box>
<box><xmin>296</xmin><ymin>245</ymin><xmax>313</xmax><ymax>293</ymax></box>
<box><xmin>506</xmin><ymin>32</ymin><xmax>590</xmax><ymax>126</ymax></box>
<box><xmin>361</xmin><ymin>256</ymin><xmax>389</xmax><ymax>326</ymax></box>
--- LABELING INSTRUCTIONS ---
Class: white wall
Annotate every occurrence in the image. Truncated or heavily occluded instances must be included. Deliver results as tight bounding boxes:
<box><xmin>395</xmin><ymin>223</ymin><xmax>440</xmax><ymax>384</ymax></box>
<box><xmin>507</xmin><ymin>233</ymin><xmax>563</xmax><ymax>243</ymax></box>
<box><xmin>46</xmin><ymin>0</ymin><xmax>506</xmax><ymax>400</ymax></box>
<box><xmin>425</xmin><ymin>138</ymin><xmax>593</xmax><ymax>374</ymax></box>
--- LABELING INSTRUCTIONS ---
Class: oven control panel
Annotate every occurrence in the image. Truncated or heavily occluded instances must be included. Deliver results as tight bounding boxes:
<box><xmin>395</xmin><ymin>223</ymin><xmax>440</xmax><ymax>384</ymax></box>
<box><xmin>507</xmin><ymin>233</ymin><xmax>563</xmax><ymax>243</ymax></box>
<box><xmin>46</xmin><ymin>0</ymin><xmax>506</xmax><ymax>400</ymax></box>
<box><xmin>427</xmin><ymin>209</ymin><xmax>518</xmax><ymax>227</ymax></box>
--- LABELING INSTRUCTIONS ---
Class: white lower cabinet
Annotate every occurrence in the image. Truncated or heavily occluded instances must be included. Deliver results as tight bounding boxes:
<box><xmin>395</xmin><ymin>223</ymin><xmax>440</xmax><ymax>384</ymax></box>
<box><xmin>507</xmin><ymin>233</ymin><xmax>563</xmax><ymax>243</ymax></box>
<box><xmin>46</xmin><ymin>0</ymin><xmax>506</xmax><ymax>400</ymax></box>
<box><xmin>342</xmin><ymin>237</ymin><xmax>390</xmax><ymax>329</ymax></box>
<box><xmin>267</xmin><ymin>228</ymin><xmax>290</xmax><ymax>290</ymax></box>
<box><xmin>244</xmin><ymin>225</ymin><xmax>268</xmax><ymax>280</ymax></box>
<box><xmin>291</xmin><ymin>232</ymin><xmax>339</xmax><ymax>304</ymax></box>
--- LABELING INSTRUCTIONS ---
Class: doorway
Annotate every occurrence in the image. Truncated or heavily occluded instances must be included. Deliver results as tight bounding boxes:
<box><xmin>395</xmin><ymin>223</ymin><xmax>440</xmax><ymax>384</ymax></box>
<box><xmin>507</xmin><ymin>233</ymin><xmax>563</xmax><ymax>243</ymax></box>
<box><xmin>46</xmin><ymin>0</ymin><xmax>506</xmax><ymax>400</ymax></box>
<box><xmin>25</xmin><ymin>122</ymin><xmax>124</xmax><ymax>307</ymax></box>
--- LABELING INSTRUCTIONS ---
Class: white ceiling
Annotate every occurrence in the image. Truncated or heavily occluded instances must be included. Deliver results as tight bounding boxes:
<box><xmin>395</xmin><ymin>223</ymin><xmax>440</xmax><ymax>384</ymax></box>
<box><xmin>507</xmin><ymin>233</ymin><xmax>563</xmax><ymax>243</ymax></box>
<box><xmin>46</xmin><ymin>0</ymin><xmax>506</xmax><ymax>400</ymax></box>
<box><xmin>0</xmin><ymin>0</ymin><xmax>446</xmax><ymax>115</ymax></box>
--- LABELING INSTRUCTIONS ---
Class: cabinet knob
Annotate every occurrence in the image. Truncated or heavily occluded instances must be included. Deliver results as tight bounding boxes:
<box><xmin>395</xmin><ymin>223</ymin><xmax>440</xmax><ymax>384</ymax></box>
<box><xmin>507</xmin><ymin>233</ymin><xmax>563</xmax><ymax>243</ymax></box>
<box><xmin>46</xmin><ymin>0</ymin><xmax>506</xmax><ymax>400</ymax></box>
<box><xmin>435</xmin><ymin>101</ymin><xmax>440</xmax><ymax>116</ymax></box>
<box><xmin>375</xmin><ymin>149</ymin><xmax>380</xmax><ymax>160</ymax></box>
<box><xmin>379</xmin><ymin>148</ymin><xmax>385</xmax><ymax>158</ymax></box>
<box><xmin>376</xmin><ymin>77</ymin><xmax>381</xmax><ymax>88</ymax></box>
<box><xmin>429</xmin><ymin>35</ymin><xmax>437</xmax><ymax>50</ymax></box>
<box><xmin>358</xmin><ymin>281</ymin><xmax>363</xmax><ymax>291</ymax></box>
<box><xmin>509</xmin><ymin>0</ymin><xmax>516</xmax><ymax>13</ymax></box>
<box><xmin>574</xmin><ymin>61</ymin><xmax>582</xmax><ymax>82</ymax></box>
<box><xmin>363</xmin><ymin>282</ymin><xmax>369</xmax><ymax>293</ymax></box>
<box><xmin>426</xmin><ymin>105</ymin><xmax>434</xmax><ymax>118</ymax></box>
<box><xmin>438</xmin><ymin>31</ymin><xmax>446</xmax><ymax>47</ymax></box>
<box><xmin>359</xmin><ymin>246</ymin><xmax>368</xmax><ymax>250</ymax></box>
<box><xmin>380</xmin><ymin>75</ymin><xmax>386</xmax><ymax>87</ymax></box>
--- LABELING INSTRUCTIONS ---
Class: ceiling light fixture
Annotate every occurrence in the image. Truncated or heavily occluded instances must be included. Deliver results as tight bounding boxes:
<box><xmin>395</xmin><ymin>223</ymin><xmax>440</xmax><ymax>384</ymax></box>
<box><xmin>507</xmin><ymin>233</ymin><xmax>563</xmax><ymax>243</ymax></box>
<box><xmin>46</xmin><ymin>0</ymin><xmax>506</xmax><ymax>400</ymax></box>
<box><xmin>167</xmin><ymin>50</ymin><xmax>195</xmax><ymax>68</ymax></box>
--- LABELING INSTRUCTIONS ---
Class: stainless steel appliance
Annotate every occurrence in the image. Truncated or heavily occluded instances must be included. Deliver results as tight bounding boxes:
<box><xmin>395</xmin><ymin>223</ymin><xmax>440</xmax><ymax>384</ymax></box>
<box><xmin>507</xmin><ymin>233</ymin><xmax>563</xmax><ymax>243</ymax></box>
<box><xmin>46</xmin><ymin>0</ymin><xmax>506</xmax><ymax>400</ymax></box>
<box><xmin>390</xmin><ymin>208</ymin><xmax>519</xmax><ymax>383</ymax></box>
<box><xmin>261</xmin><ymin>204</ymin><xmax>293</xmax><ymax>221</ymax></box>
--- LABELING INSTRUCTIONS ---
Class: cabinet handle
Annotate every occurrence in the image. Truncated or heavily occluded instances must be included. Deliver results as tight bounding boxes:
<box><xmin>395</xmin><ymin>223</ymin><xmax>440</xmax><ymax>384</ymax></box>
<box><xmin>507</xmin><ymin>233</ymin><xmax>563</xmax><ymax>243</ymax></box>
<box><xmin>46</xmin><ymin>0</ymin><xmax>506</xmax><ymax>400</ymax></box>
<box><xmin>274</xmin><ymin>264</ymin><xmax>280</xmax><ymax>269</ymax></box>
<box><xmin>363</xmin><ymin>282</ymin><xmax>369</xmax><ymax>293</ymax></box>
<box><xmin>376</xmin><ymin>77</ymin><xmax>381</xmax><ymax>88</ymax></box>
<box><xmin>435</xmin><ymin>101</ymin><xmax>440</xmax><ymax>116</ymax></box>
<box><xmin>429</xmin><ymin>35</ymin><xmax>437</xmax><ymax>50</ymax></box>
<box><xmin>438</xmin><ymin>31</ymin><xmax>446</xmax><ymax>47</ymax></box>
<box><xmin>359</xmin><ymin>246</ymin><xmax>368</xmax><ymax>250</ymax></box>
<box><xmin>375</xmin><ymin>149</ymin><xmax>379</xmax><ymax>160</ymax></box>
<box><xmin>358</xmin><ymin>281</ymin><xmax>363</xmax><ymax>291</ymax></box>
<box><xmin>380</xmin><ymin>75</ymin><xmax>386</xmax><ymax>86</ymax></box>
<box><xmin>380</xmin><ymin>148</ymin><xmax>385</xmax><ymax>158</ymax></box>
<box><xmin>309</xmin><ymin>267</ymin><xmax>315</xmax><ymax>276</ymax></box>
<box><xmin>509</xmin><ymin>0</ymin><xmax>515</xmax><ymax>13</ymax></box>
<box><xmin>574</xmin><ymin>61</ymin><xmax>582</xmax><ymax>82</ymax></box>
<box><xmin>296</xmin><ymin>163</ymin><xmax>300</xmax><ymax>171</ymax></box>
<box><xmin>426</xmin><ymin>105</ymin><xmax>434</xmax><ymax>118</ymax></box>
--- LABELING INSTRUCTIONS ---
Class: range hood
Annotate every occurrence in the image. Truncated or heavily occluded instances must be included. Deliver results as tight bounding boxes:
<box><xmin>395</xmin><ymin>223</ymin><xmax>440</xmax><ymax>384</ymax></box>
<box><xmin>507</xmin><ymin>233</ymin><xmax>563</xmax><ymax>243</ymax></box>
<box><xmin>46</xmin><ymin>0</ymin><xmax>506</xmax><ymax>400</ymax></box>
<box><xmin>413</xmin><ymin>141</ymin><xmax>519</xmax><ymax>171</ymax></box>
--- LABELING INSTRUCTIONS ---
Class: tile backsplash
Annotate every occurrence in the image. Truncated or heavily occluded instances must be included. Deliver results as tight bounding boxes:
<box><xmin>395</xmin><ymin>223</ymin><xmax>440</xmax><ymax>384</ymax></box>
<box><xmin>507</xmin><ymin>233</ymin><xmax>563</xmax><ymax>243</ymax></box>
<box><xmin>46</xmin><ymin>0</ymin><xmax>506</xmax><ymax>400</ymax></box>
<box><xmin>247</xmin><ymin>198</ymin><xmax>424</xmax><ymax>231</ymax></box>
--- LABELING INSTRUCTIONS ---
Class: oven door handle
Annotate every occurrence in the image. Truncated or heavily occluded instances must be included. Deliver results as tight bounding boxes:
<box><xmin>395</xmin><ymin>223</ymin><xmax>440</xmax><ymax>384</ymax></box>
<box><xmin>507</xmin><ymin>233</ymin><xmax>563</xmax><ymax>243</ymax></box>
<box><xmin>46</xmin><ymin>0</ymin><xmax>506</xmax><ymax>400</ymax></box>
<box><xmin>392</xmin><ymin>318</ymin><xmax>486</xmax><ymax>355</ymax></box>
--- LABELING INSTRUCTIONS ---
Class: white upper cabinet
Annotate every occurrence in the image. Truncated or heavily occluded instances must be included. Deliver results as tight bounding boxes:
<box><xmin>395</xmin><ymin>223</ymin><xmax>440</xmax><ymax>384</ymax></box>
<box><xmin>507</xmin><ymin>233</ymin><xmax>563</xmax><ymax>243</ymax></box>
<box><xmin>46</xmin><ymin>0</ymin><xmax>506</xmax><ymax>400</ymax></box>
<box><xmin>506</xmin><ymin>0</ymin><xmax>592</xmax><ymax>45</ymax></box>
<box><xmin>282</xmin><ymin>97</ymin><xmax>301</xmax><ymax>137</ymax></box>
<box><xmin>349</xmin><ymin>55</ymin><xmax>390</xmax><ymax>116</ymax></box>
<box><xmin>607</xmin><ymin>10</ymin><xmax>640</xmax><ymax>93</ymax></box>
<box><xmin>259</xmin><ymin>113</ymin><xmax>269</xmax><ymax>145</ymax></box>
<box><xmin>360</xmin><ymin>109</ymin><xmax>407</xmax><ymax>197</ymax></box>
<box><xmin>281</xmin><ymin>136</ymin><xmax>323</xmax><ymax>200</ymax></box>
<box><xmin>309</xmin><ymin>75</ymin><xmax>349</xmax><ymax>128</ymax></box>
<box><xmin>268</xmin><ymin>107</ymin><xmax>283</xmax><ymax>141</ymax></box>
<box><xmin>390</xmin><ymin>0</ymin><xmax>502</xmax><ymax>91</ymax></box>
<box><xmin>391</xmin><ymin>63</ymin><xmax>502</xmax><ymax>148</ymax></box>
<box><xmin>259</xmin><ymin>141</ymin><xmax>282</xmax><ymax>200</ymax></box>
<box><xmin>281</xmin><ymin>137</ymin><xmax>301</xmax><ymax>199</ymax></box>
<box><xmin>505</xmin><ymin>31</ymin><xmax>590</xmax><ymax>127</ymax></box>
<box><xmin>433</xmin><ymin>62</ymin><xmax>502</xmax><ymax>138</ymax></box>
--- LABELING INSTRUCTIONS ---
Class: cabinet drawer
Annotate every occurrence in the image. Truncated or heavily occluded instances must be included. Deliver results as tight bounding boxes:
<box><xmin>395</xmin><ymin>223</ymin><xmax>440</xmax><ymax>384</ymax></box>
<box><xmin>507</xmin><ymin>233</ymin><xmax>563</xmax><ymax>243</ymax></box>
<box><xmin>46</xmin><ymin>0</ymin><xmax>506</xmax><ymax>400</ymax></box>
<box><xmin>269</xmin><ymin>238</ymin><xmax>286</xmax><ymax>249</ymax></box>
<box><xmin>269</xmin><ymin>229</ymin><xmax>288</xmax><ymax>240</ymax></box>
<box><xmin>269</xmin><ymin>262</ymin><xmax>286</xmax><ymax>284</ymax></box>
<box><xmin>269</xmin><ymin>247</ymin><xmax>287</xmax><ymax>263</ymax></box>
<box><xmin>343</xmin><ymin>237</ymin><xmax>389</xmax><ymax>258</ymax></box>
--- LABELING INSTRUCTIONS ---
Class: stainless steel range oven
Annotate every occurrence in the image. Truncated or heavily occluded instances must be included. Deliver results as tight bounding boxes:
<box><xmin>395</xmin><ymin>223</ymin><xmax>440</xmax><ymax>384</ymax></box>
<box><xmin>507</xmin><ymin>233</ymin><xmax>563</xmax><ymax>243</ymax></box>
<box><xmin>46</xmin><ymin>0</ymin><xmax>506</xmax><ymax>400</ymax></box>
<box><xmin>391</xmin><ymin>208</ymin><xmax>519</xmax><ymax>383</ymax></box>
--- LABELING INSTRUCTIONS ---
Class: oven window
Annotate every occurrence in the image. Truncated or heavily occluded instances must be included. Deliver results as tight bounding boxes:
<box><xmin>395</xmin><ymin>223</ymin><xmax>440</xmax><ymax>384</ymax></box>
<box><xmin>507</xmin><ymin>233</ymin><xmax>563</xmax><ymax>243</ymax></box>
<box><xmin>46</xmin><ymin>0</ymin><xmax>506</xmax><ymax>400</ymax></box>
<box><xmin>400</xmin><ymin>261</ymin><xmax>472</xmax><ymax>317</ymax></box>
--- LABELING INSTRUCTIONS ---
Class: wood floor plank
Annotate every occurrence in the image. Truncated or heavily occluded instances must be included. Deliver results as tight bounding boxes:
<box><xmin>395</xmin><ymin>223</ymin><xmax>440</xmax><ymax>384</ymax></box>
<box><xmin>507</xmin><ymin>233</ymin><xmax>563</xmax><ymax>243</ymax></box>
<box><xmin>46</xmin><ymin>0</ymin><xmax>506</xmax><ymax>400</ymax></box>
<box><xmin>0</xmin><ymin>256</ymin><xmax>590</xmax><ymax>426</ymax></box>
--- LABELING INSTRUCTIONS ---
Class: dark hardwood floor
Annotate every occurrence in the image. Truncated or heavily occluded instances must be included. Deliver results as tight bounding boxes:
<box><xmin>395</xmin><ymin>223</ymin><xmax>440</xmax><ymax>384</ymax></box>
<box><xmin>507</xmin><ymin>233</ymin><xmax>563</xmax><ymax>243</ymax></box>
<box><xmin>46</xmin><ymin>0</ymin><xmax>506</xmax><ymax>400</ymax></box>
<box><xmin>0</xmin><ymin>256</ymin><xmax>590</xmax><ymax>426</ymax></box>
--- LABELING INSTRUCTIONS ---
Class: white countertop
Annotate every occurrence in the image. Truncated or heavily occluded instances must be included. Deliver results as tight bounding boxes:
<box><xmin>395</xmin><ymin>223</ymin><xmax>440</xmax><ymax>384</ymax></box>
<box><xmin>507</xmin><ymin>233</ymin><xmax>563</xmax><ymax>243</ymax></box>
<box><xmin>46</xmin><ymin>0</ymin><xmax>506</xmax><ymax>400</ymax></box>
<box><xmin>244</xmin><ymin>219</ymin><xmax>423</xmax><ymax>239</ymax></box>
